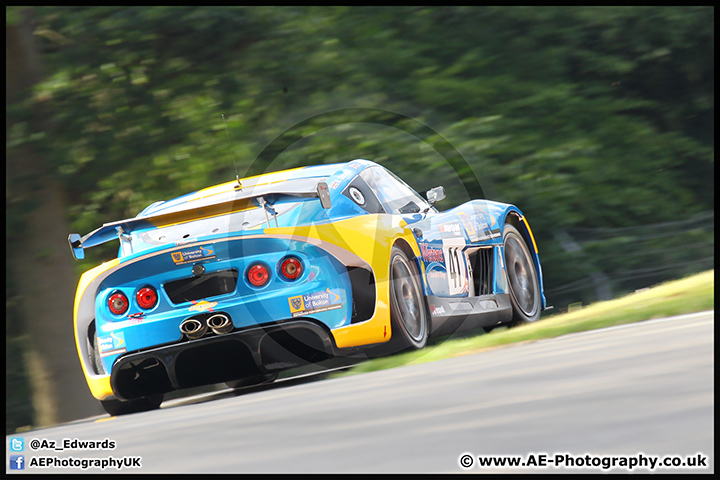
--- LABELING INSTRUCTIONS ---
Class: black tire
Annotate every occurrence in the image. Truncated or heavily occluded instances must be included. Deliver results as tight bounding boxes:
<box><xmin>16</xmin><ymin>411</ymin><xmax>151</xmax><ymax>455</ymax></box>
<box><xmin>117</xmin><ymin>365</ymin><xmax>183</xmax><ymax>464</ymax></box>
<box><xmin>99</xmin><ymin>394</ymin><xmax>163</xmax><ymax>416</ymax></box>
<box><xmin>225</xmin><ymin>372</ymin><xmax>278</xmax><ymax>389</ymax></box>
<box><xmin>503</xmin><ymin>224</ymin><xmax>541</xmax><ymax>327</ymax></box>
<box><xmin>388</xmin><ymin>245</ymin><xmax>428</xmax><ymax>350</ymax></box>
<box><xmin>92</xmin><ymin>331</ymin><xmax>105</xmax><ymax>375</ymax></box>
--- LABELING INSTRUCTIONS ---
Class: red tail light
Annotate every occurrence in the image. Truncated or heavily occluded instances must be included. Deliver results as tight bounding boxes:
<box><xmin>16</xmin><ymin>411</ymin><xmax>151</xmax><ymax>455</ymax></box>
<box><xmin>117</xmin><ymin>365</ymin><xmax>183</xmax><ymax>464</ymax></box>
<box><xmin>136</xmin><ymin>287</ymin><xmax>158</xmax><ymax>309</ymax></box>
<box><xmin>280</xmin><ymin>257</ymin><xmax>303</xmax><ymax>280</ymax></box>
<box><xmin>248</xmin><ymin>264</ymin><xmax>270</xmax><ymax>287</ymax></box>
<box><xmin>108</xmin><ymin>292</ymin><xmax>129</xmax><ymax>315</ymax></box>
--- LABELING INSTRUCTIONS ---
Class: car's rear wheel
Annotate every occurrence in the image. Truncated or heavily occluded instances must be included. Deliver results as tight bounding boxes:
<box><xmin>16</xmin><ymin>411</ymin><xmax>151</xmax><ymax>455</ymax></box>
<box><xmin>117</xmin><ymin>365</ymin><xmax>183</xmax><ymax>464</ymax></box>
<box><xmin>388</xmin><ymin>245</ymin><xmax>428</xmax><ymax>350</ymax></box>
<box><xmin>91</xmin><ymin>330</ymin><xmax>105</xmax><ymax>375</ymax></box>
<box><xmin>99</xmin><ymin>394</ymin><xmax>163</xmax><ymax>416</ymax></box>
<box><xmin>503</xmin><ymin>224</ymin><xmax>541</xmax><ymax>326</ymax></box>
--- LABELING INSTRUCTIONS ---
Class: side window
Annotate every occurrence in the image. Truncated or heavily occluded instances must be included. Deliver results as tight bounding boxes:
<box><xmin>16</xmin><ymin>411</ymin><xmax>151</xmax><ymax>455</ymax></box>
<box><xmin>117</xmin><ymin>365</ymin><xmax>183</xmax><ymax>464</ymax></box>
<box><xmin>342</xmin><ymin>175</ymin><xmax>385</xmax><ymax>214</ymax></box>
<box><xmin>360</xmin><ymin>167</ymin><xmax>430</xmax><ymax>215</ymax></box>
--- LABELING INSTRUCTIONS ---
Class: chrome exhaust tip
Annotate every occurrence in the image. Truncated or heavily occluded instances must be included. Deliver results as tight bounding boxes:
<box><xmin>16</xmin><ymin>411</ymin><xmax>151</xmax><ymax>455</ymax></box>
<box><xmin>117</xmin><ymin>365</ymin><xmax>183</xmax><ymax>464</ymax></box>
<box><xmin>207</xmin><ymin>313</ymin><xmax>233</xmax><ymax>335</ymax></box>
<box><xmin>180</xmin><ymin>317</ymin><xmax>208</xmax><ymax>340</ymax></box>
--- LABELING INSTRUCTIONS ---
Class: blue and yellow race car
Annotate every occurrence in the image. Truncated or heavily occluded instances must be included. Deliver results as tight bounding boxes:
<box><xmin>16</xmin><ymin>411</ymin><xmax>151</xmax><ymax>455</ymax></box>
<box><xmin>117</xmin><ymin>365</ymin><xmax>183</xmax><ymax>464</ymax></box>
<box><xmin>69</xmin><ymin>160</ymin><xmax>546</xmax><ymax>415</ymax></box>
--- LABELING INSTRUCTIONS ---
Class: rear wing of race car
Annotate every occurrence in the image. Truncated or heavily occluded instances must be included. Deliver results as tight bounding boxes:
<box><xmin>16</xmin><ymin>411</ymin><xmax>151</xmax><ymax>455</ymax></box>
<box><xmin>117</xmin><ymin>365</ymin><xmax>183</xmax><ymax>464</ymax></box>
<box><xmin>68</xmin><ymin>181</ymin><xmax>332</xmax><ymax>260</ymax></box>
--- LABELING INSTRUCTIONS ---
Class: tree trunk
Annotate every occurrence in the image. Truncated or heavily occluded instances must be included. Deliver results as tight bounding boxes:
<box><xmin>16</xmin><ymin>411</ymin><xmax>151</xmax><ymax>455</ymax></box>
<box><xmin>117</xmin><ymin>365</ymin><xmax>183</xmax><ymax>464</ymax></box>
<box><xmin>6</xmin><ymin>8</ymin><xmax>103</xmax><ymax>426</ymax></box>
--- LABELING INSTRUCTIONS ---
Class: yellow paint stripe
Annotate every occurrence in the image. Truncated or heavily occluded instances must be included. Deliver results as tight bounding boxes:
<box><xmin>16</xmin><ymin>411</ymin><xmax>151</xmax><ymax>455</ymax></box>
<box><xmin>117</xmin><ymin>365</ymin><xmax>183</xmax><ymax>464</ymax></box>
<box><xmin>73</xmin><ymin>259</ymin><xmax>120</xmax><ymax>400</ymax></box>
<box><xmin>521</xmin><ymin>216</ymin><xmax>539</xmax><ymax>254</ymax></box>
<box><xmin>150</xmin><ymin>168</ymin><xmax>313</xmax><ymax>227</ymax></box>
<box><xmin>147</xmin><ymin>198</ymin><xmax>257</xmax><ymax>229</ymax></box>
<box><xmin>270</xmin><ymin>215</ymin><xmax>418</xmax><ymax>348</ymax></box>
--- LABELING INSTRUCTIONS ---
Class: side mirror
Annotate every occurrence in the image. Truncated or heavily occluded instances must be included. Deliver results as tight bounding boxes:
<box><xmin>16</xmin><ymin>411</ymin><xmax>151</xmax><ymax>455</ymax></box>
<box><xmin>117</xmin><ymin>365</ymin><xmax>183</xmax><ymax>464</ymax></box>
<box><xmin>68</xmin><ymin>233</ymin><xmax>85</xmax><ymax>260</ymax></box>
<box><xmin>426</xmin><ymin>186</ymin><xmax>446</xmax><ymax>205</ymax></box>
<box><xmin>317</xmin><ymin>181</ymin><xmax>332</xmax><ymax>209</ymax></box>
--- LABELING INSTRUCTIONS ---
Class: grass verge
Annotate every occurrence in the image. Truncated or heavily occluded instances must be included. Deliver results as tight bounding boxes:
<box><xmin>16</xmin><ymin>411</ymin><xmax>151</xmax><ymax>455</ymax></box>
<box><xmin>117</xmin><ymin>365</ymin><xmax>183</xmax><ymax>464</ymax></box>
<box><xmin>333</xmin><ymin>269</ymin><xmax>714</xmax><ymax>377</ymax></box>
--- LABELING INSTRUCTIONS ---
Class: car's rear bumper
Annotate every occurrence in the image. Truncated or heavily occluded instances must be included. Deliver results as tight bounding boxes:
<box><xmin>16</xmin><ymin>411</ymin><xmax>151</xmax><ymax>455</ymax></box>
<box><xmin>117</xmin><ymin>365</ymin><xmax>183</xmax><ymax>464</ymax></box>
<box><xmin>110</xmin><ymin>318</ymin><xmax>337</xmax><ymax>401</ymax></box>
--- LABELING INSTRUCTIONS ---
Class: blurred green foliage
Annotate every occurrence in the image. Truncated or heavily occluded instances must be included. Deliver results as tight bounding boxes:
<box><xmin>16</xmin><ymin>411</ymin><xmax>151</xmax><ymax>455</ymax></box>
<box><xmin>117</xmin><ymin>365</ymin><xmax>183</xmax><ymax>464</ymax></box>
<box><xmin>6</xmin><ymin>281</ymin><xmax>34</xmax><ymax>433</ymax></box>
<box><xmin>12</xmin><ymin>6</ymin><xmax>714</xmax><ymax>304</ymax></box>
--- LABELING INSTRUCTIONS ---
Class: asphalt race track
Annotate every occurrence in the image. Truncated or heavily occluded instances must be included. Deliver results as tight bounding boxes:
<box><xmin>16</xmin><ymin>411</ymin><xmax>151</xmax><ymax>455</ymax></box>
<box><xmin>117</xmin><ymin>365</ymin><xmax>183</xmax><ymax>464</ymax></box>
<box><xmin>6</xmin><ymin>310</ymin><xmax>713</xmax><ymax>473</ymax></box>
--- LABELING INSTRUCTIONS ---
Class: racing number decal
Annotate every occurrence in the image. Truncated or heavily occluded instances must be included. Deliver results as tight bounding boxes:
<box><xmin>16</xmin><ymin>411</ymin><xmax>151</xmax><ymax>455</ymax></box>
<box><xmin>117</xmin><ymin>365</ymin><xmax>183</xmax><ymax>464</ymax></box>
<box><xmin>446</xmin><ymin>247</ymin><xmax>469</xmax><ymax>295</ymax></box>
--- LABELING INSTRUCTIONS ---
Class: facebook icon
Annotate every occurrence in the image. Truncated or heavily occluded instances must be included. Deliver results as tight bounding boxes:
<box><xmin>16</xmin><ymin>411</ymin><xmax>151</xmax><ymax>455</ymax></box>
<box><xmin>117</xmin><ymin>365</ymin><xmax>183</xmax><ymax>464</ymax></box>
<box><xmin>10</xmin><ymin>455</ymin><xmax>25</xmax><ymax>470</ymax></box>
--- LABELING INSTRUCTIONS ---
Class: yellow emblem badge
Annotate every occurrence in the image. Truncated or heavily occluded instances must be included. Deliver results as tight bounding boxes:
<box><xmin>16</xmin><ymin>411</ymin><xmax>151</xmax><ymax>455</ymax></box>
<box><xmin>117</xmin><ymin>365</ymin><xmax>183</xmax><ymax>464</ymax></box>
<box><xmin>288</xmin><ymin>295</ymin><xmax>305</xmax><ymax>314</ymax></box>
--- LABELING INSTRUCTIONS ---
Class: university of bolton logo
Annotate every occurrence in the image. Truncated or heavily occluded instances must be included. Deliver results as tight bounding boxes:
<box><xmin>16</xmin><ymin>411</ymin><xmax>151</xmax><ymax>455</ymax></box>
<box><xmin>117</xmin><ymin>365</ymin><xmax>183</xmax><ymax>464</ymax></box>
<box><xmin>289</xmin><ymin>296</ymin><xmax>304</xmax><ymax>313</ymax></box>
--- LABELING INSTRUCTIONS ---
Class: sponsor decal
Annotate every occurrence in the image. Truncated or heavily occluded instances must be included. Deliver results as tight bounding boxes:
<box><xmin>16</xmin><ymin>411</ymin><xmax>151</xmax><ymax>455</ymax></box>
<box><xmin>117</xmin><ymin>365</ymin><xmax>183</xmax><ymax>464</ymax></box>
<box><xmin>470</xmin><ymin>212</ymin><xmax>500</xmax><ymax>240</ymax></box>
<box><xmin>348</xmin><ymin>162</ymin><xmax>362</xmax><ymax>169</ymax></box>
<box><xmin>171</xmin><ymin>246</ymin><xmax>216</xmax><ymax>265</ymax></box>
<box><xmin>472</xmin><ymin>231</ymin><xmax>501</xmax><ymax>243</ymax></box>
<box><xmin>439</xmin><ymin>222</ymin><xmax>462</xmax><ymax>237</ymax></box>
<box><xmin>288</xmin><ymin>295</ymin><xmax>305</xmax><ymax>313</ymax></box>
<box><xmin>473</xmin><ymin>212</ymin><xmax>491</xmax><ymax>231</ymax></box>
<box><xmin>427</xmin><ymin>269</ymin><xmax>446</xmax><ymax>279</ymax></box>
<box><xmin>98</xmin><ymin>331</ymin><xmax>126</xmax><ymax>357</ymax></box>
<box><xmin>430</xmin><ymin>304</ymin><xmax>446</xmax><ymax>316</ymax></box>
<box><xmin>288</xmin><ymin>288</ymin><xmax>342</xmax><ymax>317</ymax></box>
<box><xmin>419</xmin><ymin>242</ymin><xmax>445</xmax><ymax>263</ymax></box>
<box><xmin>425</xmin><ymin>264</ymin><xmax>448</xmax><ymax>295</ymax></box>
<box><xmin>329</xmin><ymin>180</ymin><xmax>341</xmax><ymax>189</ymax></box>
<box><xmin>188</xmin><ymin>300</ymin><xmax>218</xmax><ymax>312</ymax></box>
<box><xmin>458</xmin><ymin>211</ymin><xmax>500</xmax><ymax>243</ymax></box>
<box><xmin>487</xmin><ymin>212</ymin><xmax>497</xmax><ymax>227</ymax></box>
<box><xmin>336</xmin><ymin>170</ymin><xmax>352</xmax><ymax>180</ymax></box>
<box><xmin>457</xmin><ymin>212</ymin><xmax>476</xmax><ymax>237</ymax></box>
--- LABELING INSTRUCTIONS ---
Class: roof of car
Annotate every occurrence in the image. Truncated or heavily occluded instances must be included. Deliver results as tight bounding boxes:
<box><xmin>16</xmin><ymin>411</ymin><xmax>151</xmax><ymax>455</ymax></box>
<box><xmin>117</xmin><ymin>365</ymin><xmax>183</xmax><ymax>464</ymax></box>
<box><xmin>141</xmin><ymin>162</ymin><xmax>352</xmax><ymax>218</ymax></box>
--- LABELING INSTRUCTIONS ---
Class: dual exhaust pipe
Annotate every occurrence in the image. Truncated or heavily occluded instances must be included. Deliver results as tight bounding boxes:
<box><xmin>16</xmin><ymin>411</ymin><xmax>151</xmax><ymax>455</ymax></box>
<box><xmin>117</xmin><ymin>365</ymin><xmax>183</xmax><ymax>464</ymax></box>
<box><xmin>180</xmin><ymin>314</ymin><xmax>233</xmax><ymax>339</ymax></box>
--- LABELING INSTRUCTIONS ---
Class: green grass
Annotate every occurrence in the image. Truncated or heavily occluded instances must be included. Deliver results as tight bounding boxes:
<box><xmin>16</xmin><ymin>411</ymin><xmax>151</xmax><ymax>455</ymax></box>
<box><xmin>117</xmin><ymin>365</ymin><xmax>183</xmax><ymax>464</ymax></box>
<box><xmin>334</xmin><ymin>270</ymin><xmax>714</xmax><ymax>376</ymax></box>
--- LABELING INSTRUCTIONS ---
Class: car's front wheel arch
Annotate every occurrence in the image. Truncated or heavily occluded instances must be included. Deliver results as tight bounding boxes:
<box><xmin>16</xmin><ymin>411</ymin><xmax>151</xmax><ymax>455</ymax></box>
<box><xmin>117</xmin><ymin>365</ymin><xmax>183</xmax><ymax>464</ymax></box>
<box><xmin>504</xmin><ymin>212</ymin><xmax>543</xmax><ymax>300</ymax></box>
<box><xmin>503</xmin><ymin>224</ymin><xmax>541</xmax><ymax>326</ymax></box>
